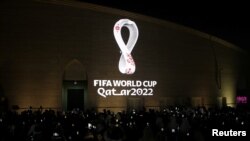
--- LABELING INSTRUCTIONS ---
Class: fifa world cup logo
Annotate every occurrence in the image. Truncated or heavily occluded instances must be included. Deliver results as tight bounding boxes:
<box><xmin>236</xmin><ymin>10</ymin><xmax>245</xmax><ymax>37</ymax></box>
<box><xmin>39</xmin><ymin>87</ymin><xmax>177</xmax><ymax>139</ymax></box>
<box><xmin>113</xmin><ymin>19</ymin><xmax>139</xmax><ymax>74</ymax></box>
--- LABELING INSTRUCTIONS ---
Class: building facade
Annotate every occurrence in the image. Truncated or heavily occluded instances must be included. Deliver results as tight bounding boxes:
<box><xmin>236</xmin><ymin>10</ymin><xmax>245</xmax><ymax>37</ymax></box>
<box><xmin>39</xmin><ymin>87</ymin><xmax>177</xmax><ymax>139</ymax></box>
<box><xmin>0</xmin><ymin>0</ymin><xmax>249</xmax><ymax>112</ymax></box>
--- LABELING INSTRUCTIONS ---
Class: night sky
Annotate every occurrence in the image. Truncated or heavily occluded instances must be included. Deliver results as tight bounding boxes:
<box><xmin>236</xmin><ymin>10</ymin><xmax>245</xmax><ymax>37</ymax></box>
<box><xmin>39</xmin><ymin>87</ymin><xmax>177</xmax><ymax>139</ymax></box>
<box><xmin>79</xmin><ymin>0</ymin><xmax>250</xmax><ymax>52</ymax></box>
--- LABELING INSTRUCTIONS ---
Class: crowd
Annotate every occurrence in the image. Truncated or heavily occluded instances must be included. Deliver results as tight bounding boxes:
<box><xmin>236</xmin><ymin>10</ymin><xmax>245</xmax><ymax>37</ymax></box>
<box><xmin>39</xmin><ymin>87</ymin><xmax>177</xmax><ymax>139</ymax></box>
<box><xmin>0</xmin><ymin>106</ymin><xmax>249</xmax><ymax>141</ymax></box>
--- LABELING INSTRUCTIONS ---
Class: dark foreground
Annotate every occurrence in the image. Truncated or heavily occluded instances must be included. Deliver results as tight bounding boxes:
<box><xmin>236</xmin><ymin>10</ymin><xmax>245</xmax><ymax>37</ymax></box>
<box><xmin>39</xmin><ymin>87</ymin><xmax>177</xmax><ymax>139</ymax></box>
<box><xmin>0</xmin><ymin>106</ymin><xmax>249</xmax><ymax>141</ymax></box>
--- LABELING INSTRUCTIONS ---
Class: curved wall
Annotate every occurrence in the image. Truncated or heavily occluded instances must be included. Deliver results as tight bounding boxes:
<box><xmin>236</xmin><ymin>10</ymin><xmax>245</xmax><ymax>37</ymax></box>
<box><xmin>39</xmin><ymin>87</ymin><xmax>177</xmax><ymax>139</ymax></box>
<box><xmin>0</xmin><ymin>0</ymin><xmax>249</xmax><ymax>111</ymax></box>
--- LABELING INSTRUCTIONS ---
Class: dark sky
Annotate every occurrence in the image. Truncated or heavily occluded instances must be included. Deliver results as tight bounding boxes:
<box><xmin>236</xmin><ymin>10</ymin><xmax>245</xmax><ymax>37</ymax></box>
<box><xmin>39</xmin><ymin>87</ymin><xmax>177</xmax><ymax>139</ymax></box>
<box><xmin>79</xmin><ymin>0</ymin><xmax>250</xmax><ymax>52</ymax></box>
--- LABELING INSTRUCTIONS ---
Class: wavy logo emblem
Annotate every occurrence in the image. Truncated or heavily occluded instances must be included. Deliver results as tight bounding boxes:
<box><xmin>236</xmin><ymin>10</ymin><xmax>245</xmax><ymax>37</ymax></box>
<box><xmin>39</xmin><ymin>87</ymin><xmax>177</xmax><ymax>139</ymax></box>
<box><xmin>113</xmin><ymin>19</ymin><xmax>139</xmax><ymax>74</ymax></box>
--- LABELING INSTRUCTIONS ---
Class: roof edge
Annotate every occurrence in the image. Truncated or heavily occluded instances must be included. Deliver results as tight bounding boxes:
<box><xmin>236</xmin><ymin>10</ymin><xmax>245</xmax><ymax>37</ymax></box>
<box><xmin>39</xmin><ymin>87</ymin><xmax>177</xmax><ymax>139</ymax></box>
<box><xmin>35</xmin><ymin>0</ymin><xmax>246</xmax><ymax>53</ymax></box>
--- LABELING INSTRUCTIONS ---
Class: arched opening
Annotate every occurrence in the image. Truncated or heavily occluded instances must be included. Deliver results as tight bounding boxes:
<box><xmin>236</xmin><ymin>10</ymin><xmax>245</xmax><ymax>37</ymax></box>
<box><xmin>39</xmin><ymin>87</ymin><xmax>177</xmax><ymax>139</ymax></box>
<box><xmin>62</xmin><ymin>59</ymin><xmax>88</xmax><ymax>111</ymax></box>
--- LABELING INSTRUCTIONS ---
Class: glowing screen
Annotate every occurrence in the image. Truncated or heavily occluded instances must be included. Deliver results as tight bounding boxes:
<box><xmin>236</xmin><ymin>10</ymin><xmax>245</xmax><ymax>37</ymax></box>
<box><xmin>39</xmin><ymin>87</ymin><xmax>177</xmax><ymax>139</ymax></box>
<box><xmin>236</xmin><ymin>96</ymin><xmax>247</xmax><ymax>104</ymax></box>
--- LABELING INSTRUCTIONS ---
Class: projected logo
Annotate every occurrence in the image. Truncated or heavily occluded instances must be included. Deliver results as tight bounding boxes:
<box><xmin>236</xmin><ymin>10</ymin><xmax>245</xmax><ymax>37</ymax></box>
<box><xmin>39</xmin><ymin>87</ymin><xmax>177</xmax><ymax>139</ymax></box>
<box><xmin>92</xmin><ymin>19</ymin><xmax>157</xmax><ymax>98</ymax></box>
<box><xmin>113</xmin><ymin>19</ymin><xmax>139</xmax><ymax>74</ymax></box>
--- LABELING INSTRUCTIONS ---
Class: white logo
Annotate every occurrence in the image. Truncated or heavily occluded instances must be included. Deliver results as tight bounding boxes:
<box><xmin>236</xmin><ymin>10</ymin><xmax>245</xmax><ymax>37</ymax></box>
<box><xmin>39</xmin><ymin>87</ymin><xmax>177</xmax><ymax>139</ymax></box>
<box><xmin>113</xmin><ymin>19</ymin><xmax>139</xmax><ymax>74</ymax></box>
<box><xmin>212</xmin><ymin>129</ymin><xmax>246</xmax><ymax>136</ymax></box>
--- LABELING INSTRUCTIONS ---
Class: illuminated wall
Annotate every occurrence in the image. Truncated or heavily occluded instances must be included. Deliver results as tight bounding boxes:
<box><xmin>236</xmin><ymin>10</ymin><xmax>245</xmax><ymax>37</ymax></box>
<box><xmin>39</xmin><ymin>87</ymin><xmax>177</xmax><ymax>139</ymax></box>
<box><xmin>0</xmin><ymin>0</ymin><xmax>249</xmax><ymax>111</ymax></box>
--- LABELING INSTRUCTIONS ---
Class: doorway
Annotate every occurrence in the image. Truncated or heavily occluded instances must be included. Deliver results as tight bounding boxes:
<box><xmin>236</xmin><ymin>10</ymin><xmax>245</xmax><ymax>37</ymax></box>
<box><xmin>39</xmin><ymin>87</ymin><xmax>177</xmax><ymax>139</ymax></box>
<box><xmin>62</xmin><ymin>80</ymin><xmax>88</xmax><ymax>111</ymax></box>
<box><xmin>67</xmin><ymin>89</ymin><xmax>84</xmax><ymax>110</ymax></box>
<box><xmin>62</xmin><ymin>59</ymin><xmax>88</xmax><ymax>111</ymax></box>
<box><xmin>127</xmin><ymin>98</ymin><xmax>144</xmax><ymax>112</ymax></box>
